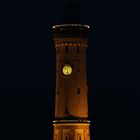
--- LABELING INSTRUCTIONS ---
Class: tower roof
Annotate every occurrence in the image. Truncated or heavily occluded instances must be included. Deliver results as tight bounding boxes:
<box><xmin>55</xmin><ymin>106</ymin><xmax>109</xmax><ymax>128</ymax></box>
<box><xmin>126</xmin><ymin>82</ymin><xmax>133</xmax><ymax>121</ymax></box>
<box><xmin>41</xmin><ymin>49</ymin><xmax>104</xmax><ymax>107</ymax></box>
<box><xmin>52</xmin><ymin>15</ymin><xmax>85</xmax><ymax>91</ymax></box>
<box><xmin>62</xmin><ymin>2</ymin><xmax>81</xmax><ymax>24</ymax></box>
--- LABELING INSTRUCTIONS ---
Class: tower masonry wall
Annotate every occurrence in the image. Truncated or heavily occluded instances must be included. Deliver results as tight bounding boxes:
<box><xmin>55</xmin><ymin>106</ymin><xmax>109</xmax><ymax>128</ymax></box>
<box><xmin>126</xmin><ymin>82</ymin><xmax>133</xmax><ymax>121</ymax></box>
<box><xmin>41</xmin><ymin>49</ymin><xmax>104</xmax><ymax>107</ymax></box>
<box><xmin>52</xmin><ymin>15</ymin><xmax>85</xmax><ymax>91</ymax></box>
<box><xmin>53</xmin><ymin>24</ymin><xmax>91</xmax><ymax>140</ymax></box>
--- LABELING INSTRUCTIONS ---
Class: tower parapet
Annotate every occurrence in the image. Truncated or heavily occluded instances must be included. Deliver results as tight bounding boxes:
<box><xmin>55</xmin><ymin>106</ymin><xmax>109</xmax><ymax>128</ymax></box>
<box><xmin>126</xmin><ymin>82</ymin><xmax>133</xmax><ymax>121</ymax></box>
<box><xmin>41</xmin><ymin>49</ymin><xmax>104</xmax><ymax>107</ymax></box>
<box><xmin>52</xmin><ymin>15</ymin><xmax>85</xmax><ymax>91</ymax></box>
<box><xmin>53</xmin><ymin>24</ymin><xmax>89</xmax><ymax>39</ymax></box>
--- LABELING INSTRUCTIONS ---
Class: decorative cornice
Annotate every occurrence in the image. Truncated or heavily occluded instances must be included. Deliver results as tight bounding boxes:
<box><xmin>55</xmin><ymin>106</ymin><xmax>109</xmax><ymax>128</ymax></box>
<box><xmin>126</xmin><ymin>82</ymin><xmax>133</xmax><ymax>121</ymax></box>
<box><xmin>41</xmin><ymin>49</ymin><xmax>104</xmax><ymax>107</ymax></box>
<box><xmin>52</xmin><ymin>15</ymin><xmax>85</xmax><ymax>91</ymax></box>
<box><xmin>54</xmin><ymin>38</ymin><xmax>88</xmax><ymax>47</ymax></box>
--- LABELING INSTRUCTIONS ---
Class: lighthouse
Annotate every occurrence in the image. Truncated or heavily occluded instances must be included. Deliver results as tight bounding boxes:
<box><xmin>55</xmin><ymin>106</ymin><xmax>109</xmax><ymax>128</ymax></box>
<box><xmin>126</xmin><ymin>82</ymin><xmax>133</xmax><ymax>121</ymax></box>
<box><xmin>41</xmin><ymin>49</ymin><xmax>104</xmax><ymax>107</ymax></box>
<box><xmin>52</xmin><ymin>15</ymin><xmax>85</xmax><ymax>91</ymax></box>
<box><xmin>53</xmin><ymin>3</ymin><xmax>90</xmax><ymax>140</ymax></box>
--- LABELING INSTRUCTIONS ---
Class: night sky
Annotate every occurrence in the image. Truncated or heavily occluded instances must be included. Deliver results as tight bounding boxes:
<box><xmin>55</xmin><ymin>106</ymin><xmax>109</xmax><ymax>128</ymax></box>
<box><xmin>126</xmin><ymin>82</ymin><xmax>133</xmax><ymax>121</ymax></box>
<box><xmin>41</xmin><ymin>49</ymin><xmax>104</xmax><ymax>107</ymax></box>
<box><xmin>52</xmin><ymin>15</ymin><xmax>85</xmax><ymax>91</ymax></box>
<box><xmin>1</xmin><ymin>0</ymin><xmax>140</xmax><ymax>140</ymax></box>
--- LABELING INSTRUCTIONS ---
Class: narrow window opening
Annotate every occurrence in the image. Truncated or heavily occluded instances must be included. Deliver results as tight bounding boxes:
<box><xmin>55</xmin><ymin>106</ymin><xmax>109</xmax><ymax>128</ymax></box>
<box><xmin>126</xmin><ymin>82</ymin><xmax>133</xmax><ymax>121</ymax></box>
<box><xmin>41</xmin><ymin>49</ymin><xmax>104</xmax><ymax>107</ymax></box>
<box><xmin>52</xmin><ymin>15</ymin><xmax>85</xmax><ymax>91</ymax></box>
<box><xmin>65</xmin><ymin>136</ymin><xmax>68</xmax><ymax>140</ymax></box>
<box><xmin>79</xmin><ymin>136</ymin><xmax>81</xmax><ymax>140</ymax></box>
<box><xmin>77</xmin><ymin>87</ymin><xmax>80</xmax><ymax>95</ymax></box>
<box><xmin>57</xmin><ymin>90</ymin><xmax>59</xmax><ymax>95</ymax></box>
<box><xmin>77</xmin><ymin>47</ymin><xmax>80</xmax><ymax>53</ymax></box>
<box><xmin>65</xmin><ymin>107</ymin><xmax>68</xmax><ymax>114</ymax></box>
<box><xmin>66</xmin><ymin>46</ymin><xmax>68</xmax><ymax>53</ymax></box>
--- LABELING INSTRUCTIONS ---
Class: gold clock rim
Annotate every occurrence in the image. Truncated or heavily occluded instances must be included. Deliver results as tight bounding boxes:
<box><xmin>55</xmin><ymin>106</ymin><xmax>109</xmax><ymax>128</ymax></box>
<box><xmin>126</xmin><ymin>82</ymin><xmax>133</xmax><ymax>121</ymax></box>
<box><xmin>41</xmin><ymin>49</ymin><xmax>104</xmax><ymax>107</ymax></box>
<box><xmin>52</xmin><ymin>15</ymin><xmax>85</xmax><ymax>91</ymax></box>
<box><xmin>62</xmin><ymin>64</ymin><xmax>73</xmax><ymax>76</ymax></box>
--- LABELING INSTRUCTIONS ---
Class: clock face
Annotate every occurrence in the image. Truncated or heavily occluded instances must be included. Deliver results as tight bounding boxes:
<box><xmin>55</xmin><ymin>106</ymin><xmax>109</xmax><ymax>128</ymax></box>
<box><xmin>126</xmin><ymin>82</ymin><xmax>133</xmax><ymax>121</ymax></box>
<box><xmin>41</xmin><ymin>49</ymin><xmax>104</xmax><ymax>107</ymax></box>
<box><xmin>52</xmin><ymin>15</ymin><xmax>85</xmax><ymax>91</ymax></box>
<box><xmin>62</xmin><ymin>65</ymin><xmax>72</xmax><ymax>76</ymax></box>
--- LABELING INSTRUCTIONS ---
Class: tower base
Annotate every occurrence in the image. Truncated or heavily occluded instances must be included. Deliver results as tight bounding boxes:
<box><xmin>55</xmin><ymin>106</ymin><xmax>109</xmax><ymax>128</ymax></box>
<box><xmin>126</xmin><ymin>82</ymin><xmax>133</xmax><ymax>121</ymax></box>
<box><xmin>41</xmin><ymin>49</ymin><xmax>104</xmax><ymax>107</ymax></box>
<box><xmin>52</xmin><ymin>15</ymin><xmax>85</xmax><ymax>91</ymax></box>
<box><xmin>53</xmin><ymin>120</ymin><xmax>90</xmax><ymax>140</ymax></box>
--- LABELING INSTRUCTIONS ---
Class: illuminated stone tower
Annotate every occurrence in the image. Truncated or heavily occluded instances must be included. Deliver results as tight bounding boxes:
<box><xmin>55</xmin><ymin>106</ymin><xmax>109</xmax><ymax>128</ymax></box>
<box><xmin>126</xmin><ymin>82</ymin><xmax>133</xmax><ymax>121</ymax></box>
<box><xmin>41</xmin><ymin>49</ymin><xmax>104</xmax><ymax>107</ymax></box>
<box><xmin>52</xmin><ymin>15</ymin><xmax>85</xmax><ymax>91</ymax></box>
<box><xmin>53</xmin><ymin>3</ymin><xmax>90</xmax><ymax>140</ymax></box>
